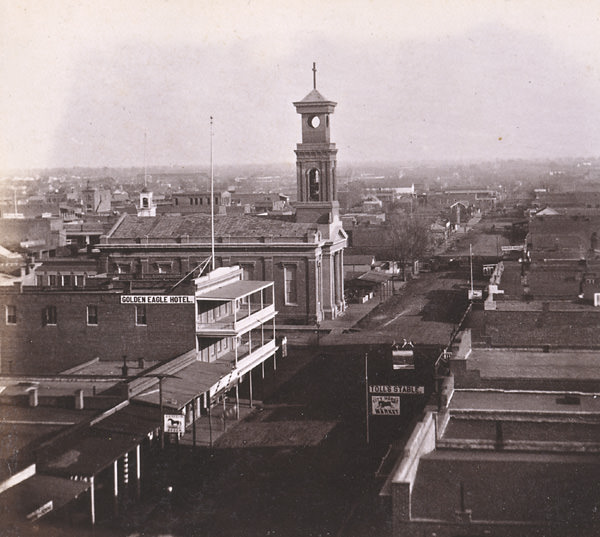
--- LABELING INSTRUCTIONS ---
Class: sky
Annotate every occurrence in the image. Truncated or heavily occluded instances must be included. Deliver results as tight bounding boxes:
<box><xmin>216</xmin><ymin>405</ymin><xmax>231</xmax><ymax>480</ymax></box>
<box><xmin>1</xmin><ymin>0</ymin><xmax>600</xmax><ymax>170</ymax></box>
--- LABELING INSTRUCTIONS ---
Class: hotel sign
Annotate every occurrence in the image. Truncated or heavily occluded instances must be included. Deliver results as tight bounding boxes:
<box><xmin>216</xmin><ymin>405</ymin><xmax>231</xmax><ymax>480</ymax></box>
<box><xmin>121</xmin><ymin>295</ymin><xmax>194</xmax><ymax>304</ymax></box>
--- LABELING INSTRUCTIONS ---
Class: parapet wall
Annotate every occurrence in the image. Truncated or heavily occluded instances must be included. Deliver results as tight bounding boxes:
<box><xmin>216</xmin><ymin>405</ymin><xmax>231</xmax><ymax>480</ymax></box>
<box><xmin>391</xmin><ymin>411</ymin><xmax>437</xmax><ymax>523</ymax></box>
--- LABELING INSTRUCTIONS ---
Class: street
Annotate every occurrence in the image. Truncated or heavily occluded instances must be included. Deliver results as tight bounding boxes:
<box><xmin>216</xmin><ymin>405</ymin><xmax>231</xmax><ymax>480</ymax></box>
<box><xmin>70</xmin><ymin>349</ymin><xmax>394</xmax><ymax>537</ymax></box>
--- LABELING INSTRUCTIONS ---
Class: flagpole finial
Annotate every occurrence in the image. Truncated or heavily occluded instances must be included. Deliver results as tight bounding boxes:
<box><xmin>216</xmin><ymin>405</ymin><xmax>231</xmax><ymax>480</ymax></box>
<box><xmin>312</xmin><ymin>62</ymin><xmax>317</xmax><ymax>89</ymax></box>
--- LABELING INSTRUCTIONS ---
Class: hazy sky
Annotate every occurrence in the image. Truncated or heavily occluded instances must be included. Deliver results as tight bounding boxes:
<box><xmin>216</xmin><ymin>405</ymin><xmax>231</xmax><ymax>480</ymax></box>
<box><xmin>1</xmin><ymin>0</ymin><xmax>600</xmax><ymax>169</ymax></box>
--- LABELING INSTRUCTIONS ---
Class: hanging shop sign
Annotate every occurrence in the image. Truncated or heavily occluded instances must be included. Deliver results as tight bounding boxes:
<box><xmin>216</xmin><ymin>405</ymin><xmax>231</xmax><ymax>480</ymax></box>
<box><xmin>163</xmin><ymin>414</ymin><xmax>185</xmax><ymax>434</ymax></box>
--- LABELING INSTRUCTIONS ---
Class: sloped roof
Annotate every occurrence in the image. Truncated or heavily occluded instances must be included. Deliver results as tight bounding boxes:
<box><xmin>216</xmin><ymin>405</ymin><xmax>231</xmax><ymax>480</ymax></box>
<box><xmin>296</xmin><ymin>88</ymin><xmax>332</xmax><ymax>103</ymax></box>
<box><xmin>106</xmin><ymin>214</ymin><xmax>319</xmax><ymax>241</ymax></box>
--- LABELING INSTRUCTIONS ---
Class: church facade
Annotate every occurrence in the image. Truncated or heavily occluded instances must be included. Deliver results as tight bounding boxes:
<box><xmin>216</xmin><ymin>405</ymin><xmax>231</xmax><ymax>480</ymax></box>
<box><xmin>97</xmin><ymin>74</ymin><xmax>347</xmax><ymax>324</ymax></box>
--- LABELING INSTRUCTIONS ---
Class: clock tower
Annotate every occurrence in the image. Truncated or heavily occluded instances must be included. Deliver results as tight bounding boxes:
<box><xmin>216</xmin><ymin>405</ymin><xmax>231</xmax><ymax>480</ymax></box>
<box><xmin>293</xmin><ymin>63</ymin><xmax>339</xmax><ymax>224</ymax></box>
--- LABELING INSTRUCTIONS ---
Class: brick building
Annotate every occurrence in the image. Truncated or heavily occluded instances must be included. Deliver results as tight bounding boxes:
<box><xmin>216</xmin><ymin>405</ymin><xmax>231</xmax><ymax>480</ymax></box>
<box><xmin>0</xmin><ymin>278</ymin><xmax>196</xmax><ymax>374</ymax></box>
<box><xmin>95</xmin><ymin>74</ymin><xmax>347</xmax><ymax>324</ymax></box>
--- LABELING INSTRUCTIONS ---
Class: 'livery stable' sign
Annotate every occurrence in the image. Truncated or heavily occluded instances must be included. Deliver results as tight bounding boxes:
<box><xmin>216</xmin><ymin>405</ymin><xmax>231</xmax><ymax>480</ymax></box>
<box><xmin>369</xmin><ymin>385</ymin><xmax>425</xmax><ymax>395</ymax></box>
<box><xmin>121</xmin><ymin>295</ymin><xmax>195</xmax><ymax>304</ymax></box>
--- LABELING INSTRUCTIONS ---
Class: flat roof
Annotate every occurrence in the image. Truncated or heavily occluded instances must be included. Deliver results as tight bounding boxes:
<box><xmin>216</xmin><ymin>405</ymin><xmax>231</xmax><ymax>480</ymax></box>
<box><xmin>411</xmin><ymin>450</ymin><xmax>600</xmax><ymax>525</ymax></box>
<box><xmin>443</xmin><ymin>417</ymin><xmax>600</xmax><ymax>443</ymax></box>
<box><xmin>197</xmin><ymin>280</ymin><xmax>272</xmax><ymax>300</ymax></box>
<box><xmin>467</xmin><ymin>349</ymin><xmax>600</xmax><ymax>381</ymax></box>
<box><xmin>450</xmin><ymin>390</ymin><xmax>600</xmax><ymax>414</ymax></box>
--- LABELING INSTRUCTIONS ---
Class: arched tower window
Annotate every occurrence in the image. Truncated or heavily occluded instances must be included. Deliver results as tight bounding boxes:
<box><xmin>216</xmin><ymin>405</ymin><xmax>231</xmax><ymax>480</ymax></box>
<box><xmin>142</xmin><ymin>196</ymin><xmax>149</xmax><ymax>208</ymax></box>
<box><xmin>308</xmin><ymin>168</ymin><xmax>320</xmax><ymax>201</ymax></box>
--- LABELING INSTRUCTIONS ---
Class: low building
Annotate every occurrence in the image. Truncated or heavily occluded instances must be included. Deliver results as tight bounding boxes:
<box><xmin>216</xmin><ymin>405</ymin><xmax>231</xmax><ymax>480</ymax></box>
<box><xmin>384</xmin><ymin>330</ymin><xmax>600</xmax><ymax>537</ymax></box>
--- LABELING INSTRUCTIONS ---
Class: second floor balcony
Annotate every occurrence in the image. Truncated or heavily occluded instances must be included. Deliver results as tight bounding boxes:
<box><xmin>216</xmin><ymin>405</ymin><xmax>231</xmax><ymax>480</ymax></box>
<box><xmin>196</xmin><ymin>280</ymin><xmax>275</xmax><ymax>335</ymax></box>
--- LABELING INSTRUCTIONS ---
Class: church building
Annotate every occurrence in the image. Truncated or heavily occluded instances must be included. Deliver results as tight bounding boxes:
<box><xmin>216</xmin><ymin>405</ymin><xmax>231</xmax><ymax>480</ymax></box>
<box><xmin>96</xmin><ymin>69</ymin><xmax>347</xmax><ymax>324</ymax></box>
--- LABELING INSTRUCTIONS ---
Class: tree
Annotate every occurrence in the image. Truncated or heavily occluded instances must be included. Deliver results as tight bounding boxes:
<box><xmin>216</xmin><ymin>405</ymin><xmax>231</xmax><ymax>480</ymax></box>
<box><xmin>388</xmin><ymin>214</ymin><xmax>433</xmax><ymax>280</ymax></box>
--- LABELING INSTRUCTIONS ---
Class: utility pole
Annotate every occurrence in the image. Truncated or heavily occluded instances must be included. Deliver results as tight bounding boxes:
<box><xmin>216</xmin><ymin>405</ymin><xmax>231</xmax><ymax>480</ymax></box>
<box><xmin>210</xmin><ymin>116</ymin><xmax>215</xmax><ymax>270</ymax></box>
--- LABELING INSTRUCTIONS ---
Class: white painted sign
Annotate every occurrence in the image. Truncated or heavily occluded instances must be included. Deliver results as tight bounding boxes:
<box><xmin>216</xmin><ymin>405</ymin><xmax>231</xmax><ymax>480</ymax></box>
<box><xmin>163</xmin><ymin>414</ymin><xmax>185</xmax><ymax>434</ymax></box>
<box><xmin>392</xmin><ymin>349</ymin><xmax>414</xmax><ymax>370</ymax></box>
<box><xmin>27</xmin><ymin>500</ymin><xmax>53</xmax><ymax>521</ymax></box>
<box><xmin>369</xmin><ymin>385</ymin><xmax>425</xmax><ymax>394</ymax></box>
<box><xmin>121</xmin><ymin>295</ymin><xmax>194</xmax><ymax>304</ymax></box>
<box><xmin>371</xmin><ymin>395</ymin><xmax>400</xmax><ymax>415</ymax></box>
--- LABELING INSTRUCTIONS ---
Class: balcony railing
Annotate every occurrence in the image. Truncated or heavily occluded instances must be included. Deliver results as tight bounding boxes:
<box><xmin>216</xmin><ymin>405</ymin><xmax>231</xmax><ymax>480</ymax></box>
<box><xmin>196</xmin><ymin>303</ymin><xmax>275</xmax><ymax>334</ymax></box>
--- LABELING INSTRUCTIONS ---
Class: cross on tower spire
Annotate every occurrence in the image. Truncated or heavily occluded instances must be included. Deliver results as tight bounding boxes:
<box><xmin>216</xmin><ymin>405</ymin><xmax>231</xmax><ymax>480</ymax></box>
<box><xmin>312</xmin><ymin>62</ymin><xmax>317</xmax><ymax>89</ymax></box>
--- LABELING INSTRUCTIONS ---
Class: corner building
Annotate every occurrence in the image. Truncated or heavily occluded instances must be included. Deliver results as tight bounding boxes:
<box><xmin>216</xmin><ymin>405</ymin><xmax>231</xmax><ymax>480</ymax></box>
<box><xmin>97</xmin><ymin>74</ymin><xmax>347</xmax><ymax>324</ymax></box>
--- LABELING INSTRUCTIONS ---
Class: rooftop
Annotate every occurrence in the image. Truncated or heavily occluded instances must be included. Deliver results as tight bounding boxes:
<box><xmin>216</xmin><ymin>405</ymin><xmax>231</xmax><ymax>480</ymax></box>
<box><xmin>412</xmin><ymin>450</ymin><xmax>600</xmax><ymax>526</ymax></box>
<box><xmin>105</xmin><ymin>214</ymin><xmax>319</xmax><ymax>242</ymax></box>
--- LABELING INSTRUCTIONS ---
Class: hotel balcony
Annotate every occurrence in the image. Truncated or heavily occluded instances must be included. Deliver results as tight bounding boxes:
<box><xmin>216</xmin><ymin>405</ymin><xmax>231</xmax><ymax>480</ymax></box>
<box><xmin>207</xmin><ymin>337</ymin><xmax>277</xmax><ymax>397</ymax></box>
<box><xmin>196</xmin><ymin>280</ymin><xmax>276</xmax><ymax>336</ymax></box>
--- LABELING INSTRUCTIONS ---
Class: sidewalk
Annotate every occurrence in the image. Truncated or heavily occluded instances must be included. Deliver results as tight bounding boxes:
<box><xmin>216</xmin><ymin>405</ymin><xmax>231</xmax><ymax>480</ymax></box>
<box><xmin>178</xmin><ymin>295</ymin><xmax>395</xmax><ymax>449</ymax></box>
<box><xmin>179</xmin><ymin>399</ymin><xmax>257</xmax><ymax>448</ymax></box>
<box><xmin>179</xmin><ymin>346</ymin><xmax>319</xmax><ymax>448</ymax></box>
<box><xmin>278</xmin><ymin>291</ymin><xmax>394</xmax><ymax>346</ymax></box>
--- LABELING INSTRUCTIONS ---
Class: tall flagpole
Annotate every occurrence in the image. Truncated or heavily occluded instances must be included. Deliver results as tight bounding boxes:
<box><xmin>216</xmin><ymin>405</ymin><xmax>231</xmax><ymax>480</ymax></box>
<box><xmin>210</xmin><ymin>116</ymin><xmax>215</xmax><ymax>270</ymax></box>
<box><xmin>143</xmin><ymin>131</ymin><xmax>148</xmax><ymax>189</ymax></box>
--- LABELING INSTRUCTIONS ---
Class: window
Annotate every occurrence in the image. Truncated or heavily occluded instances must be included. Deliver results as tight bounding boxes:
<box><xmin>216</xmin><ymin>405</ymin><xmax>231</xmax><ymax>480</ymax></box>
<box><xmin>43</xmin><ymin>305</ymin><xmax>57</xmax><ymax>326</ymax></box>
<box><xmin>36</xmin><ymin>275</ymin><xmax>44</xmax><ymax>286</ymax></box>
<box><xmin>75</xmin><ymin>275</ymin><xmax>84</xmax><ymax>287</ymax></box>
<box><xmin>240</xmin><ymin>264</ymin><xmax>254</xmax><ymax>280</ymax></box>
<box><xmin>6</xmin><ymin>305</ymin><xmax>16</xmax><ymax>324</ymax></box>
<box><xmin>284</xmin><ymin>265</ymin><xmax>298</xmax><ymax>304</ymax></box>
<box><xmin>48</xmin><ymin>274</ymin><xmax>57</xmax><ymax>286</ymax></box>
<box><xmin>135</xmin><ymin>305</ymin><xmax>147</xmax><ymax>326</ymax></box>
<box><xmin>115</xmin><ymin>264</ymin><xmax>130</xmax><ymax>274</ymax></box>
<box><xmin>62</xmin><ymin>274</ymin><xmax>72</xmax><ymax>286</ymax></box>
<box><xmin>308</xmin><ymin>168</ymin><xmax>320</xmax><ymax>201</ymax></box>
<box><xmin>87</xmin><ymin>305</ymin><xmax>98</xmax><ymax>325</ymax></box>
<box><xmin>155</xmin><ymin>262</ymin><xmax>172</xmax><ymax>274</ymax></box>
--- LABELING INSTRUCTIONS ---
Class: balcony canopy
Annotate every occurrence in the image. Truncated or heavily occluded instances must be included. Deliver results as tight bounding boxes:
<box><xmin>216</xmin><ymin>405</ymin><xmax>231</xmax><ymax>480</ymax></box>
<box><xmin>196</xmin><ymin>280</ymin><xmax>272</xmax><ymax>301</ymax></box>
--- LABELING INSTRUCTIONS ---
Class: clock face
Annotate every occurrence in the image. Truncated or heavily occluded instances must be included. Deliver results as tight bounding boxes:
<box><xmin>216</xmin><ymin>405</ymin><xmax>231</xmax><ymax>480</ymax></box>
<box><xmin>308</xmin><ymin>115</ymin><xmax>321</xmax><ymax>129</ymax></box>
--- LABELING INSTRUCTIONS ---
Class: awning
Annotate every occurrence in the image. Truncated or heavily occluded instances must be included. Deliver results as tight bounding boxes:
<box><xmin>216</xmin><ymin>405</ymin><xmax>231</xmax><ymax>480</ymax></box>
<box><xmin>133</xmin><ymin>359</ymin><xmax>232</xmax><ymax>410</ymax></box>
<box><xmin>0</xmin><ymin>474</ymin><xmax>89</xmax><ymax>523</ymax></box>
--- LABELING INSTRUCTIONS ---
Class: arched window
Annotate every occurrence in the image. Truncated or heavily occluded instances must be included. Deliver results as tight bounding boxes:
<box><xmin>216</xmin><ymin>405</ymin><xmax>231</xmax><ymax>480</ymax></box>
<box><xmin>308</xmin><ymin>168</ymin><xmax>320</xmax><ymax>201</ymax></box>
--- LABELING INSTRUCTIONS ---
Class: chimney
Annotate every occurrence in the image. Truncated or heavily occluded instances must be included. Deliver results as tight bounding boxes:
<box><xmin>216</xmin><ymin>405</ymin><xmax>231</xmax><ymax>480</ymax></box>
<box><xmin>74</xmin><ymin>389</ymin><xmax>84</xmax><ymax>410</ymax></box>
<box><xmin>138</xmin><ymin>357</ymin><xmax>145</xmax><ymax>369</ymax></box>
<box><xmin>28</xmin><ymin>387</ymin><xmax>39</xmax><ymax>407</ymax></box>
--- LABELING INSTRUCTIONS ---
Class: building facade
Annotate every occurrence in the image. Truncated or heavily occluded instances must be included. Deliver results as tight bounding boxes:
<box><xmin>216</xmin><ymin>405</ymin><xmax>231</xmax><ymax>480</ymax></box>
<box><xmin>95</xmin><ymin>75</ymin><xmax>347</xmax><ymax>324</ymax></box>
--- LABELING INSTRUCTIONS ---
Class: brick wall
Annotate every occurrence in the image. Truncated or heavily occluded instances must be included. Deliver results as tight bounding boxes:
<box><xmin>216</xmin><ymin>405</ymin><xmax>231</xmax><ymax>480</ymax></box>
<box><xmin>0</xmin><ymin>289</ymin><xmax>195</xmax><ymax>374</ymax></box>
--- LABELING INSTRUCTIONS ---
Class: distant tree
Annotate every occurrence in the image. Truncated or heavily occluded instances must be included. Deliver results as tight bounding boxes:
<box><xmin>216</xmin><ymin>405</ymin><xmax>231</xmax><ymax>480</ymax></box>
<box><xmin>388</xmin><ymin>214</ymin><xmax>433</xmax><ymax>280</ymax></box>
